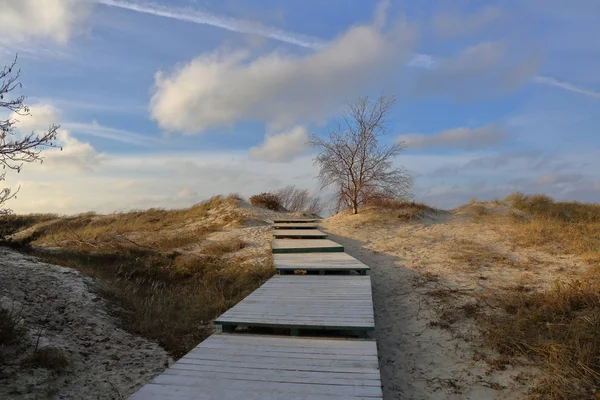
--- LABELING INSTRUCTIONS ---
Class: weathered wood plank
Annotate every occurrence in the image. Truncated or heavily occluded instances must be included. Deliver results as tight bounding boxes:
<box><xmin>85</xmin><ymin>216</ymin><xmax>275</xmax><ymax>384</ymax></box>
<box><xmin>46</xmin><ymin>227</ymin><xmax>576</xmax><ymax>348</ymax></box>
<box><xmin>271</xmin><ymin>239</ymin><xmax>344</xmax><ymax>253</ymax></box>
<box><xmin>272</xmin><ymin>229</ymin><xmax>328</xmax><ymax>239</ymax></box>
<box><xmin>272</xmin><ymin>218</ymin><xmax>319</xmax><ymax>223</ymax></box>
<box><xmin>273</xmin><ymin>223</ymin><xmax>318</xmax><ymax>229</ymax></box>
<box><xmin>214</xmin><ymin>276</ymin><xmax>374</xmax><ymax>331</ymax></box>
<box><xmin>274</xmin><ymin>252</ymin><xmax>370</xmax><ymax>273</ymax></box>
<box><xmin>129</xmin><ymin>334</ymin><xmax>382</xmax><ymax>400</ymax></box>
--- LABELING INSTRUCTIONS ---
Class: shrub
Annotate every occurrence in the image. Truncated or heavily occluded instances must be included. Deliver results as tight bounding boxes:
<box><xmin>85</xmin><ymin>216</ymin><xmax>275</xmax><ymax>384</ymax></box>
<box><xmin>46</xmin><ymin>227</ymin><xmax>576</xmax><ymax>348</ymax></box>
<box><xmin>249</xmin><ymin>193</ymin><xmax>282</xmax><ymax>211</ymax></box>
<box><xmin>21</xmin><ymin>347</ymin><xmax>69</xmax><ymax>373</ymax></box>
<box><xmin>0</xmin><ymin>307</ymin><xmax>26</xmax><ymax>345</ymax></box>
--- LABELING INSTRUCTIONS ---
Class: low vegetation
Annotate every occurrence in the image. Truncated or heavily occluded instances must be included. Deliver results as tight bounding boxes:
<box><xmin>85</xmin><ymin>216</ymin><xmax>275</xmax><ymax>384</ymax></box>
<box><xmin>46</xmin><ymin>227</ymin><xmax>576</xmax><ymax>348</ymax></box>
<box><xmin>449</xmin><ymin>239</ymin><xmax>517</xmax><ymax>270</ymax></box>
<box><xmin>1</xmin><ymin>195</ymin><xmax>274</xmax><ymax>357</ymax></box>
<box><xmin>21</xmin><ymin>347</ymin><xmax>70</xmax><ymax>373</ymax></box>
<box><xmin>249</xmin><ymin>192</ymin><xmax>282</xmax><ymax>211</ymax></box>
<box><xmin>505</xmin><ymin>192</ymin><xmax>600</xmax><ymax>267</ymax></box>
<box><xmin>464</xmin><ymin>193</ymin><xmax>600</xmax><ymax>398</ymax></box>
<box><xmin>273</xmin><ymin>185</ymin><xmax>323</xmax><ymax>215</ymax></box>
<box><xmin>0</xmin><ymin>307</ymin><xmax>25</xmax><ymax>346</ymax></box>
<box><xmin>365</xmin><ymin>196</ymin><xmax>439</xmax><ymax>221</ymax></box>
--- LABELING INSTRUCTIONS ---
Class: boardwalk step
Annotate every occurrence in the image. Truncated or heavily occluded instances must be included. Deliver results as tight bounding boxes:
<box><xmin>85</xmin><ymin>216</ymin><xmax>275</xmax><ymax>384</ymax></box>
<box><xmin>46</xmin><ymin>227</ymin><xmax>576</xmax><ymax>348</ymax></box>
<box><xmin>129</xmin><ymin>334</ymin><xmax>382</xmax><ymax>399</ymax></box>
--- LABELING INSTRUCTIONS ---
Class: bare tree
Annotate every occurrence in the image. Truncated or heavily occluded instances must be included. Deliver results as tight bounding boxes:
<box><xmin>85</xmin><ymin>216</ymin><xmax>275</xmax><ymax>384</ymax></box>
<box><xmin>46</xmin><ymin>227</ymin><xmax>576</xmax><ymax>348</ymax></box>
<box><xmin>310</xmin><ymin>94</ymin><xmax>412</xmax><ymax>215</ymax></box>
<box><xmin>274</xmin><ymin>185</ymin><xmax>324</xmax><ymax>215</ymax></box>
<box><xmin>1</xmin><ymin>55</ymin><xmax>60</xmax><ymax>214</ymax></box>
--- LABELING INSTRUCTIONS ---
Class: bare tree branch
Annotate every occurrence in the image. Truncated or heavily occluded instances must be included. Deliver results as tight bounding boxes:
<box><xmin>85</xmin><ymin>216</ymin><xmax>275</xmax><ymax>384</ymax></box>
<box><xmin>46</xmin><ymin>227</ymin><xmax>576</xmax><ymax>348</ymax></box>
<box><xmin>310</xmin><ymin>94</ymin><xmax>413</xmax><ymax>214</ymax></box>
<box><xmin>1</xmin><ymin>55</ymin><xmax>61</xmax><ymax>213</ymax></box>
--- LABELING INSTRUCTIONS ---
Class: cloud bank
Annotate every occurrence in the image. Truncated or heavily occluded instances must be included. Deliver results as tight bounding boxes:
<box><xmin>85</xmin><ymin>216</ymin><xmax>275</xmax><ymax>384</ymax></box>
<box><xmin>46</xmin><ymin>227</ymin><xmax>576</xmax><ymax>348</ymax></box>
<box><xmin>150</xmin><ymin>20</ymin><xmax>415</xmax><ymax>134</ymax></box>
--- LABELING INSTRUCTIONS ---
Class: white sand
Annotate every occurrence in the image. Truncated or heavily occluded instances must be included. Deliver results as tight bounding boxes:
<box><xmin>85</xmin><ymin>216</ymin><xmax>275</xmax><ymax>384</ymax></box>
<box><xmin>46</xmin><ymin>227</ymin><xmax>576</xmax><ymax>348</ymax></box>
<box><xmin>0</xmin><ymin>247</ymin><xmax>172</xmax><ymax>399</ymax></box>
<box><xmin>321</xmin><ymin>207</ymin><xmax>587</xmax><ymax>399</ymax></box>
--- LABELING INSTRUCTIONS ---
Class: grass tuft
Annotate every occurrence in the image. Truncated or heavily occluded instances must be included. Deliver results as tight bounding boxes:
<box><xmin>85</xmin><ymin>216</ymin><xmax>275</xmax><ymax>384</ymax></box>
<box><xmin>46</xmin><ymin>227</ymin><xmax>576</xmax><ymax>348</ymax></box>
<box><xmin>482</xmin><ymin>280</ymin><xmax>600</xmax><ymax>398</ymax></box>
<box><xmin>21</xmin><ymin>347</ymin><xmax>69</xmax><ymax>373</ymax></box>
<box><xmin>0</xmin><ymin>307</ymin><xmax>26</xmax><ymax>345</ymax></box>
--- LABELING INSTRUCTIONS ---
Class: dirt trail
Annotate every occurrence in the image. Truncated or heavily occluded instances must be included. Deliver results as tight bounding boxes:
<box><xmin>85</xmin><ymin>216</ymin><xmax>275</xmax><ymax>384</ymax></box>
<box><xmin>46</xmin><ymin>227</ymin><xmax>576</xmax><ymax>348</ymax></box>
<box><xmin>0</xmin><ymin>247</ymin><xmax>171</xmax><ymax>399</ymax></box>
<box><xmin>321</xmin><ymin>209</ymin><xmax>583</xmax><ymax>399</ymax></box>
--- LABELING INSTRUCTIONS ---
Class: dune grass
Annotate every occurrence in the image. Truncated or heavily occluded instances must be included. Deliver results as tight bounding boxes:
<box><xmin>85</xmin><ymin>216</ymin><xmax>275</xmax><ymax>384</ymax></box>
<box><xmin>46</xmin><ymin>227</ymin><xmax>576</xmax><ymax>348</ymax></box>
<box><xmin>2</xmin><ymin>195</ymin><xmax>274</xmax><ymax>358</ymax></box>
<box><xmin>478</xmin><ymin>193</ymin><xmax>600</xmax><ymax>398</ymax></box>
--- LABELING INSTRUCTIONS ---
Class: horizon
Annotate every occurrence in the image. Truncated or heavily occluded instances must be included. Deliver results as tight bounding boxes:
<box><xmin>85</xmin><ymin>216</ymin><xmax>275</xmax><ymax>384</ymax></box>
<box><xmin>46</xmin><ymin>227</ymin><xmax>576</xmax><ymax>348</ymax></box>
<box><xmin>1</xmin><ymin>0</ymin><xmax>599</xmax><ymax>214</ymax></box>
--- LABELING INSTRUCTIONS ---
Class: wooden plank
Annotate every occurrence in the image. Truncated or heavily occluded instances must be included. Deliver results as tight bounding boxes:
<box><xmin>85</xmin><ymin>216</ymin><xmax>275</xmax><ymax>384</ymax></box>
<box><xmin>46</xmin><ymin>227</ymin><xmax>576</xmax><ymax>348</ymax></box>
<box><xmin>272</xmin><ymin>229</ymin><xmax>328</xmax><ymax>239</ymax></box>
<box><xmin>273</xmin><ymin>218</ymin><xmax>319</xmax><ymax>223</ymax></box>
<box><xmin>273</xmin><ymin>223</ymin><xmax>319</xmax><ymax>229</ymax></box>
<box><xmin>274</xmin><ymin>252</ymin><xmax>370</xmax><ymax>273</ymax></box>
<box><xmin>129</xmin><ymin>334</ymin><xmax>382</xmax><ymax>400</ymax></box>
<box><xmin>214</xmin><ymin>276</ymin><xmax>374</xmax><ymax>331</ymax></box>
<box><xmin>272</xmin><ymin>239</ymin><xmax>344</xmax><ymax>253</ymax></box>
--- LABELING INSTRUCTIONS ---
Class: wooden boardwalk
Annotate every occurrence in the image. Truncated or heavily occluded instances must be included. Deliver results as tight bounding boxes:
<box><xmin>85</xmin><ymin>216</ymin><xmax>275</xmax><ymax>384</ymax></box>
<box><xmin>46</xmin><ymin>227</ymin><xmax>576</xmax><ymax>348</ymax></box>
<box><xmin>272</xmin><ymin>229</ymin><xmax>327</xmax><ymax>239</ymax></box>
<box><xmin>273</xmin><ymin>222</ymin><xmax>318</xmax><ymax>229</ymax></box>
<box><xmin>214</xmin><ymin>275</ymin><xmax>374</xmax><ymax>336</ymax></box>
<box><xmin>129</xmin><ymin>219</ymin><xmax>381</xmax><ymax>399</ymax></box>
<box><xmin>274</xmin><ymin>252</ymin><xmax>370</xmax><ymax>275</ymax></box>
<box><xmin>129</xmin><ymin>334</ymin><xmax>382</xmax><ymax>400</ymax></box>
<box><xmin>273</xmin><ymin>218</ymin><xmax>319</xmax><ymax>223</ymax></box>
<box><xmin>272</xmin><ymin>239</ymin><xmax>344</xmax><ymax>253</ymax></box>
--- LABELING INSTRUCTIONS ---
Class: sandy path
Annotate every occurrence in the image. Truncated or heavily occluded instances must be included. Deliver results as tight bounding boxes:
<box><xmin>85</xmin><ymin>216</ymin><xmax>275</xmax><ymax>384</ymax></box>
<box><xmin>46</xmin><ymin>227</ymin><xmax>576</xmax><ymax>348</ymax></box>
<box><xmin>322</xmin><ymin>214</ymin><xmax>537</xmax><ymax>400</ymax></box>
<box><xmin>0</xmin><ymin>247</ymin><xmax>172</xmax><ymax>400</ymax></box>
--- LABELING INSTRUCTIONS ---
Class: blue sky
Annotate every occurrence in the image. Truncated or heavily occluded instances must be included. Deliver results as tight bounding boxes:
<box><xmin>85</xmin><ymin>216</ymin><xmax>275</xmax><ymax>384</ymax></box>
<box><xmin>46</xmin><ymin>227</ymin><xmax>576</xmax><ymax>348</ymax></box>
<box><xmin>0</xmin><ymin>0</ymin><xmax>599</xmax><ymax>214</ymax></box>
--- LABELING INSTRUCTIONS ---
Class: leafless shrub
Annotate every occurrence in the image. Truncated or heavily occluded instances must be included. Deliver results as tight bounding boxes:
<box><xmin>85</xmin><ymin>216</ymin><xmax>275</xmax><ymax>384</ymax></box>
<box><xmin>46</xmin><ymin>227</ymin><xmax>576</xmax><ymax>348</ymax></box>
<box><xmin>273</xmin><ymin>185</ymin><xmax>324</xmax><ymax>215</ymax></box>
<box><xmin>249</xmin><ymin>192</ymin><xmax>282</xmax><ymax>211</ymax></box>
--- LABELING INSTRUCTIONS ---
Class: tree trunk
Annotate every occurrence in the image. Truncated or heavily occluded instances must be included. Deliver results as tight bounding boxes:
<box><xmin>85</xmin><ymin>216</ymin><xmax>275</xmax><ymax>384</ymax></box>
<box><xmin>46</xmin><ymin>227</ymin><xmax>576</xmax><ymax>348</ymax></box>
<box><xmin>352</xmin><ymin>200</ymin><xmax>358</xmax><ymax>214</ymax></box>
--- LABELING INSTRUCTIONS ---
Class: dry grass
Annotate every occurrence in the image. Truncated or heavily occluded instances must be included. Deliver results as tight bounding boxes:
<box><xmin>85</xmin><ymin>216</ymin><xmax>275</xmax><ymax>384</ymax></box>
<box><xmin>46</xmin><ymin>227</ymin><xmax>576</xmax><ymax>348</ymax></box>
<box><xmin>0</xmin><ymin>307</ymin><xmax>26</xmax><ymax>346</ymax></box>
<box><xmin>473</xmin><ymin>193</ymin><xmax>600</xmax><ymax>398</ymax></box>
<box><xmin>0</xmin><ymin>213</ymin><xmax>57</xmax><ymax>238</ymax></box>
<box><xmin>21</xmin><ymin>195</ymin><xmax>241</xmax><ymax>252</ymax></box>
<box><xmin>505</xmin><ymin>192</ymin><xmax>600</xmax><ymax>267</ymax></box>
<box><xmin>363</xmin><ymin>198</ymin><xmax>440</xmax><ymax>221</ymax></box>
<box><xmin>450</xmin><ymin>239</ymin><xmax>517</xmax><ymax>270</ymax></box>
<box><xmin>482</xmin><ymin>280</ymin><xmax>600</xmax><ymax>399</ymax></box>
<box><xmin>21</xmin><ymin>347</ymin><xmax>69</xmax><ymax>373</ymax></box>
<box><xmin>5</xmin><ymin>196</ymin><xmax>274</xmax><ymax>358</ymax></box>
<box><xmin>202</xmin><ymin>238</ymin><xmax>246</xmax><ymax>257</ymax></box>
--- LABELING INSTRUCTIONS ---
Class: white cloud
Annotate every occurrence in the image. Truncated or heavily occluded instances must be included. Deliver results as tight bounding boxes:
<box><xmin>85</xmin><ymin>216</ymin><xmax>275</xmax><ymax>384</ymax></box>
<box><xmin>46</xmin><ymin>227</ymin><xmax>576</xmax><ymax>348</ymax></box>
<box><xmin>10</xmin><ymin>104</ymin><xmax>59</xmax><ymax>132</ymax></box>
<box><xmin>433</xmin><ymin>6</ymin><xmax>504</xmax><ymax>39</ymax></box>
<box><xmin>9</xmin><ymin>104</ymin><xmax>103</xmax><ymax>172</ymax></box>
<box><xmin>398</xmin><ymin>124</ymin><xmax>506</xmax><ymax>151</ymax></box>
<box><xmin>150</xmin><ymin>20</ymin><xmax>414</xmax><ymax>134</ymax></box>
<box><xmin>41</xmin><ymin>130</ymin><xmax>105</xmax><ymax>172</ymax></box>
<box><xmin>63</xmin><ymin>121</ymin><xmax>164</xmax><ymax>146</ymax></box>
<box><xmin>415</xmin><ymin>41</ymin><xmax>539</xmax><ymax>98</ymax></box>
<box><xmin>533</xmin><ymin>76</ymin><xmax>600</xmax><ymax>99</ymax></box>
<box><xmin>95</xmin><ymin>0</ymin><xmax>325</xmax><ymax>49</ymax></box>
<box><xmin>249</xmin><ymin>126</ymin><xmax>310</xmax><ymax>163</ymax></box>
<box><xmin>0</xmin><ymin>0</ymin><xmax>91</xmax><ymax>44</ymax></box>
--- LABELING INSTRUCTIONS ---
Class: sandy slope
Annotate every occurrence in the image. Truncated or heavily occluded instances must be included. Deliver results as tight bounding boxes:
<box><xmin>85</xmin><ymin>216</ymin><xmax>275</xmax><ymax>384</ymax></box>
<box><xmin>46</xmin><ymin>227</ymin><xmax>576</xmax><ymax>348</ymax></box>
<box><xmin>321</xmin><ymin>208</ymin><xmax>586</xmax><ymax>400</ymax></box>
<box><xmin>0</xmin><ymin>248</ymin><xmax>171</xmax><ymax>399</ymax></box>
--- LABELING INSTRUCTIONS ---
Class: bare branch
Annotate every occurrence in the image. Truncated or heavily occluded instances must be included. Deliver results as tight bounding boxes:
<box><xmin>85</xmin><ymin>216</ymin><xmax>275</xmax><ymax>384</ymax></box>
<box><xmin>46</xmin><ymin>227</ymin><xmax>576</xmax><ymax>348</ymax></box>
<box><xmin>310</xmin><ymin>94</ymin><xmax>413</xmax><ymax>214</ymax></box>
<box><xmin>1</xmin><ymin>55</ymin><xmax>60</xmax><ymax>213</ymax></box>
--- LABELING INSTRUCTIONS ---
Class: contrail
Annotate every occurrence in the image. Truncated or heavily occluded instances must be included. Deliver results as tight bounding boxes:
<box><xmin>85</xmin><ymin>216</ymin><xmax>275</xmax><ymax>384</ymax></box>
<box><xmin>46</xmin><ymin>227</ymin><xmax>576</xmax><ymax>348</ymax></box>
<box><xmin>533</xmin><ymin>76</ymin><xmax>600</xmax><ymax>99</ymax></box>
<box><xmin>95</xmin><ymin>0</ymin><xmax>326</xmax><ymax>49</ymax></box>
